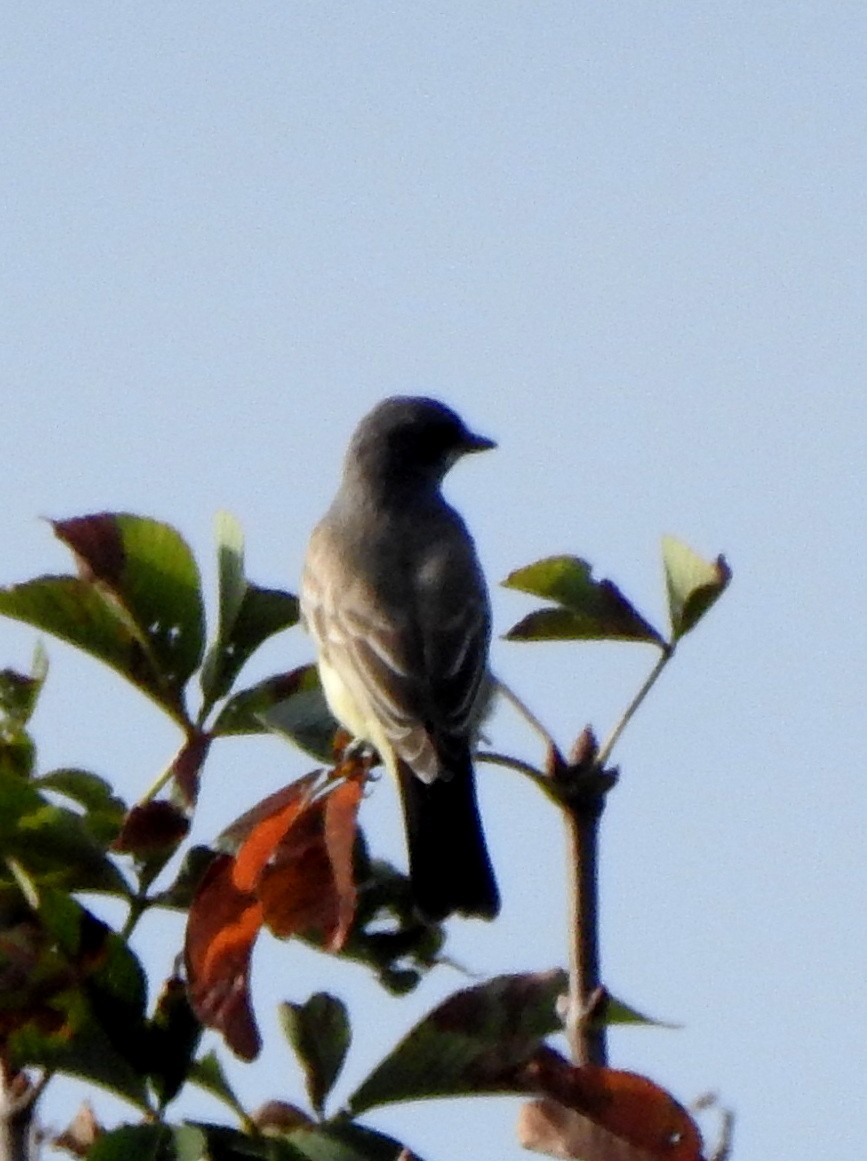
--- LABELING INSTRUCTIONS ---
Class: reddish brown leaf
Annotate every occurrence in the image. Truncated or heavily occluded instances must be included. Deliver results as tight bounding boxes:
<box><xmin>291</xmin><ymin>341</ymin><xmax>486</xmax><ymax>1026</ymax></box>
<box><xmin>185</xmin><ymin>771</ymin><xmax>363</xmax><ymax>1058</ymax></box>
<box><xmin>242</xmin><ymin>771</ymin><xmax>362</xmax><ymax>950</ymax></box>
<box><xmin>112</xmin><ymin>800</ymin><xmax>189</xmax><ymax>857</ymax></box>
<box><xmin>520</xmin><ymin>1098</ymin><xmax>653</xmax><ymax>1160</ymax></box>
<box><xmin>54</xmin><ymin>514</ymin><xmax>125</xmax><ymax>586</ymax></box>
<box><xmin>569</xmin><ymin>726</ymin><xmax>599</xmax><ymax>768</ymax></box>
<box><xmin>233</xmin><ymin>792</ymin><xmax>313</xmax><ymax>893</ymax></box>
<box><xmin>185</xmin><ymin>854</ymin><xmax>263</xmax><ymax>1061</ymax></box>
<box><xmin>252</xmin><ymin>1101</ymin><xmax>315</xmax><ymax>1133</ymax></box>
<box><xmin>171</xmin><ymin>731</ymin><xmax>212</xmax><ymax>807</ymax></box>
<box><xmin>323</xmin><ymin>774</ymin><xmax>364</xmax><ymax>948</ymax></box>
<box><xmin>220</xmin><ymin>771</ymin><xmax>322</xmax><ymax>851</ymax></box>
<box><xmin>258</xmin><ymin>802</ymin><xmax>341</xmax><ymax>944</ymax></box>
<box><xmin>519</xmin><ymin>1050</ymin><xmax>704</xmax><ymax>1160</ymax></box>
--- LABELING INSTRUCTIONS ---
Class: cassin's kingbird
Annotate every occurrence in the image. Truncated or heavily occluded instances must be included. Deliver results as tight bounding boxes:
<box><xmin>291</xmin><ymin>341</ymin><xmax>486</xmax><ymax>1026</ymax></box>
<box><xmin>301</xmin><ymin>396</ymin><xmax>500</xmax><ymax>920</ymax></box>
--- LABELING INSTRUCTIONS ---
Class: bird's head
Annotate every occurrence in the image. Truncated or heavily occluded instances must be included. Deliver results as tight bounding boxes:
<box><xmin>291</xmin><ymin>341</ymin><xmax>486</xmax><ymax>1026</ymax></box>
<box><xmin>346</xmin><ymin>396</ymin><xmax>496</xmax><ymax>492</ymax></box>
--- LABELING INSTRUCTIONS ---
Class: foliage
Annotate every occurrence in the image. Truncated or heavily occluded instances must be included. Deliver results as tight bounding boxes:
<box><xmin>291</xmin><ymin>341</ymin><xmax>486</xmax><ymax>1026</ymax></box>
<box><xmin>0</xmin><ymin>512</ymin><xmax>730</xmax><ymax>1160</ymax></box>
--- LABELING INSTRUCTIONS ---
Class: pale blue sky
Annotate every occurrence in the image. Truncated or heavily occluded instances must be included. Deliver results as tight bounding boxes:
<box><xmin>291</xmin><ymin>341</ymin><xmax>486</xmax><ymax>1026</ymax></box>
<box><xmin>2</xmin><ymin>5</ymin><xmax>865</xmax><ymax>1160</ymax></box>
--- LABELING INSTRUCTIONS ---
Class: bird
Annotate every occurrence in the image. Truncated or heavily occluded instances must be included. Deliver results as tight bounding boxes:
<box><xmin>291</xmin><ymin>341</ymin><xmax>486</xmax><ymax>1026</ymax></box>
<box><xmin>300</xmin><ymin>396</ymin><xmax>500</xmax><ymax>921</ymax></box>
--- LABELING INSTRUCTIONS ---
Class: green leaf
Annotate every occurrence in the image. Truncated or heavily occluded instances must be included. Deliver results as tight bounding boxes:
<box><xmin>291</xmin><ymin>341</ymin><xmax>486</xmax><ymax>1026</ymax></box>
<box><xmin>188</xmin><ymin>1050</ymin><xmax>249</xmax><ymax>1120</ymax></box>
<box><xmin>86</xmin><ymin>1124</ymin><xmax>189</xmax><ymax>1161</ymax></box>
<box><xmin>200</xmin><ymin>512</ymin><xmax>247</xmax><ymax>706</ymax></box>
<box><xmin>0</xmin><ymin>731</ymin><xmax>35</xmax><ymax>780</ymax></box>
<box><xmin>171</xmin><ymin>1126</ymin><xmax>210</xmax><ymax>1161</ymax></box>
<box><xmin>216</xmin><ymin>511</ymin><xmax>248</xmax><ymax>640</ymax></box>
<box><xmin>0</xmin><ymin>666</ymin><xmax>44</xmax><ymax>727</ymax></box>
<box><xmin>661</xmin><ymin>536</ymin><xmax>731</xmax><ymax>641</ymax></box>
<box><xmin>214</xmin><ymin>665</ymin><xmax>338</xmax><ymax>761</ymax></box>
<box><xmin>603</xmin><ymin>996</ymin><xmax>680</xmax><ymax>1029</ymax></box>
<box><xmin>36</xmin><ymin>768</ymin><xmax>128</xmax><ymax>845</ymax></box>
<box><xmin>503</xmin><ymin>556</ymin><xmax>663</xmax><ymax>644</ymax></box>
<box><xmin>281</xmin><ymin>1123</ymin><xmax>415</xmax><ymax>1161</ymax></box>
<box><xmin>0</xmin><ymin>770</ymin><xmax>129</xmax><ymax>895</ymax></box>
<box><xmin>0</xmin><ymin>649</ymin><xmax>47</xmax><ymax>779</ymax></box>
<box><xmin>53</xmin><ymin>513</ymin><xmax>206</xmax><ymax>705</ymax></box>
<box><xmin>200</xmin><ymin>512</ymin><xmax>300</xmax><ymax>710</ymax></box>
<box><xmin>0</xmin><ymin>575</ymin><xmax>170</xmax><ymax>707</ymax></box>
<box><xmin>279</xmin><ymin>993</ymin><xmax>351</xmax><ymax>1117</ymax></box>
<box><xmin>186</xmin><ymin>1123</ymin><xmax>287</xmax><ymax>1159</ymax></box>
<box><xmin>348</xmin><ymin>969</ymin><xmax>568</xmax><ymax>1114</ymax></box>
<box><xmin>0</xmin><ymin>513</ymin><xmax>208</xmax><ymax>723</ymax></box>
<box><xmin>203</xmin><ymin>584</ymin><xmax>301</xmax><ymax>707</ymax></box>
<box><xmin>7</xmin><ymin>894</ymin><xmax>151</xmax><ymax>1109</ymax></box>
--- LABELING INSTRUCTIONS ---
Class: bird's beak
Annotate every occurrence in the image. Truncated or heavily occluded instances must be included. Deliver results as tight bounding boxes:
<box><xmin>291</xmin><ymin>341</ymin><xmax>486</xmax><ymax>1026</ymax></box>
<box><xmin>463</xmin><ymin>431</ymin><xmax>497</xmax><ymax>454</ymax></box>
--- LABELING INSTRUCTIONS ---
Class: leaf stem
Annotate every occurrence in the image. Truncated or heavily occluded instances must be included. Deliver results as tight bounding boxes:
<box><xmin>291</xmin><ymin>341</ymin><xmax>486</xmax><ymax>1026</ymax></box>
<box><xmin>494</xmin><ymin>679</ymin><xmax>562</xmax><ymax>756</ymax></box>
<box><xmin>475</xmin><ymin>750</ymin><xmax>548</xmax><ymax>788</ymax></box>
<box><xmin>596</xmin><ymin>644</ymin><xmax>673</xmax><ymax>769</ymax></box>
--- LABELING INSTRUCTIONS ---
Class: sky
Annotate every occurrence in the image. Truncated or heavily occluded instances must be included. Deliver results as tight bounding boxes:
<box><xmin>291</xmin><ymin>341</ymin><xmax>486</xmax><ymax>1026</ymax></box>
<box><xmin>2</xmin><ymin>4</ymin><xmax>865</xmax><ymax>1159</ymax></box>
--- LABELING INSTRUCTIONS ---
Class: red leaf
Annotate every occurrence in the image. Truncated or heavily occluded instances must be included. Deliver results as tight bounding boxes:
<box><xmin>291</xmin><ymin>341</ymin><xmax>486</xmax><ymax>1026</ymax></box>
<box><xmin>324</xmin><ymin>775</ymin><xmax>364</xmax><ymax>947</ymax></box>
<box><xmin>185</xmin><ymin>854</ymin><xmax>263</xmax><ymax>1061</ymax></box>
<box><xmin>518</xmin><ymin>1050</ymin><xmax>704</xmax><ymax>1160</ymax></box>
<box><xmin>258</xmin><ymin>774</ymin><xmax>363</xmax><ymax>951</ymax></box>
<box><xmin>233</xmin><ymin>792</ymin><xmax>313</xmax><ymax>893</ymax></box>
<box><xmin>185</xmin><ymin>769</ymin><xmax>364</xmax><ymax>1058</ymax></box>
<box><xmin>221</xmin><ymin>771</ymin><xmax>322</xmax><ymax>852</ymax></box>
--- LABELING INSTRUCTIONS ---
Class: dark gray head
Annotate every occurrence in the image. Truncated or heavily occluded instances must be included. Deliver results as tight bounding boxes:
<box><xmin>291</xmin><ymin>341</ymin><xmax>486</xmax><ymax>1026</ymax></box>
<box><xmin>345</xmin><ymin>396</ymin><xmax>496</xmax><ymax>492</ymax></box>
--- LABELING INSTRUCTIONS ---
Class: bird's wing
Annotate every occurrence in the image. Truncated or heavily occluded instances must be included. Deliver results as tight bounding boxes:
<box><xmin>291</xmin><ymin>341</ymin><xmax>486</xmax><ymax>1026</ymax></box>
<box><xmin>302</xmin><ymin>522</ymin><xmax>440</xmax><ymax>780</ymax></box>
<box><xmin>417</xmin><ymin>563</ymin><xmax>491</xmax><ymax>741</ymax></box>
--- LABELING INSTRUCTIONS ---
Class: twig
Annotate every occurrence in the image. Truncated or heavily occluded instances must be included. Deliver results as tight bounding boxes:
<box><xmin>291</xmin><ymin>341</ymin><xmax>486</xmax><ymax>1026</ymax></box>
<box><xmin>563</xmin><ymin>793</ymin><xmax>607</xmax><ymax>1066</ymax></box>
<box><xmin>0</xmin><ymin>1066</ymin><xmax>47</xmax><ymax>1161</ymax></box>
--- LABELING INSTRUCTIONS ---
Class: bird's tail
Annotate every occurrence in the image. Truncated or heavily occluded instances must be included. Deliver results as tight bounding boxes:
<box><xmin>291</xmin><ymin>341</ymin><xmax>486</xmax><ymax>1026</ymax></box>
<box><xmin>397</xmin><ymin>753</ymin><xmax>500</xmax><ymax>922</ymax></box>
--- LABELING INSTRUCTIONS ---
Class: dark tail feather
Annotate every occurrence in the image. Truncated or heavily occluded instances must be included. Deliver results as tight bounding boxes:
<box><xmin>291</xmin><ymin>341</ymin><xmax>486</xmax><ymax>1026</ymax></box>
<box><xmin>397</xmin><ymin>753</ymin><xmax>499</xmax><ymax>921</ymax></box>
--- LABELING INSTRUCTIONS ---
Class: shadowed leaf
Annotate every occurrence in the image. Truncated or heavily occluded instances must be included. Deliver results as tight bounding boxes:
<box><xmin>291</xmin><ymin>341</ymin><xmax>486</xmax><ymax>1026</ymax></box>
<box><xmin>347</xmin><ymin>971</ymin><xmax>661</xmax><ymax>1116</ymax></box>
<box><xmin>85</xmin><ymin>1124</ymin><xmax>201</xmax><ymax>1161</ymax></box>
<box><xmin>504</xmin><ymin>557</ymin><xmax>663</xmax><ymax>644</ymax></box>
<box><xmin>0</xmin><ymin>655</ymin><xmax>46</xmax><ymax>727</ymax></box>
<box><xmin>113</xmin><ymin>800</ymin><xmax>190</xmax><ymax>892</ymax></box>
<box><xmin>36</xmin><ymin>769</ymin><xmax>127</xmax><ymax>845</ymax></box>
<box><xmin>280</xmin><ymin>993</ymin><xmax>351</xmax><ymax>1116</ymax></box>
<box><xmin>0</xmin><ymin>659</ymin><xmax>45</xmax><ymax>779</ymax></box>
<box><xmin>661</xmin><ymin>537</ymin><xmax>731</xmax><ymax>641</ymax></box>
<box><xmin>214</xmin><ymin>665</ymin><xmax>339</xmax><ymax>762</ymax></box>
<box><xmin>348</xmin><ymin>970</ymin><xmax>568</xmax><ymax>1114</ymax></box>
<box><xmin>113</xmin><ymin>800</ymin><xmax>190</xmax><ymax>859</ymax></box>
<box><xmin>0</xmin><ymin>771</ymin><xmax>129</xmax><ymax>896</ymax></box>
<box><xmin>0</xmin><ymin>515</ymin><xmax>206</xmax><ymax>721</ymax></box>
<box><xmin>279</xmin><ymin>1122</ymin><xmax>418</xmax><ymax>1161</ymax></box>
<box><xmin>7</xmin><ymin>893</ymin><xmax>150</xmax><ymax>1108</ymax></box>
<box><xmin>147</xmin><ymin>975</ymin><xmax>203</xmax><ymax>1108</ymax></box>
